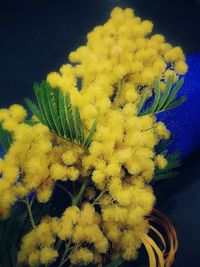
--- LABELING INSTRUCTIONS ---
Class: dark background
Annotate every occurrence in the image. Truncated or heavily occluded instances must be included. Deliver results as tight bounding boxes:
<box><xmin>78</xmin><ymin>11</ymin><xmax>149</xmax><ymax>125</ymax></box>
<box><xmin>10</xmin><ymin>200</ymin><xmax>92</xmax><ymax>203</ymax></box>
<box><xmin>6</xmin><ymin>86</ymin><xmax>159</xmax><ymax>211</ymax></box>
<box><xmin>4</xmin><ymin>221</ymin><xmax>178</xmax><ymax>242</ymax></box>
<box><xmin>0</xmin><ymin>0</ymin><xmax>200</xmax><ymax>266</ymax></box>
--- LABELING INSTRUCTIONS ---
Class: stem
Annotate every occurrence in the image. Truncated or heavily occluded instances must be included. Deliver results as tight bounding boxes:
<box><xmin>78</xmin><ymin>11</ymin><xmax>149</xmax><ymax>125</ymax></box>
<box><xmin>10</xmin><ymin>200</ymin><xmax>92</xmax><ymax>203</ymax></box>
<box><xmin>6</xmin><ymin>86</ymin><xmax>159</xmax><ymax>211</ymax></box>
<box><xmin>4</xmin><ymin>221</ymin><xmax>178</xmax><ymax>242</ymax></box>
<box><xmin>93</xmin><ymin>189</ymin><xmax>107</xmax><ymax>205</ymax></box>
<box><xmin>72</xmin><ymin>177</ymin><xmax>89</xmax><ymax>206</ymax></box>
<box><xmin>56</xmin><ymin>239</ymin><xmax>63</xmax><ymax>251</ymax></box>
<box><xmin>142</xmin><ymin>126</ymin><xmax>157</xmax><ymax>132</ymax></box>
<box><xmin>56</xmin><ymin>183</ymin><xmax>74</xmax><ymax>199</ymax></box>
<box><xmin>57</xmin><ymin>178</ymin><xmax>90</xmax><ymax>266</ymax></box>
<box><xmin>25</xmin><ymin>197</ymin><xmax>36</xmax><ymax>229</ymax></box>
<box><xmin>58</xmin><ymin>240</ymin><xmax>71</xmax><ymax>267</ymax></box>
<box><xmin>57</xmin><ymin>179</ymin><xmax>90</xmax><ymax>266</ymax></box>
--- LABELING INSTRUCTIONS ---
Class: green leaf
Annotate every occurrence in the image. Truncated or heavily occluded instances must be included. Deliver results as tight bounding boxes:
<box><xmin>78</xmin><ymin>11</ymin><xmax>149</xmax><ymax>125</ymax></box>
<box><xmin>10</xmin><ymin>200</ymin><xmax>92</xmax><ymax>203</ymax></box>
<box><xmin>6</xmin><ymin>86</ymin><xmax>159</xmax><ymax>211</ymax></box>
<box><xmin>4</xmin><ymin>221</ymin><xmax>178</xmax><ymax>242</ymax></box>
<box><xmin>65</xmin><ymin>92</ymin><xmax>75</xmax><ymax>141</ymax></box>
<box><xmin>11</xmin><ymin>246</ymin><xmax>17</xmax><ymax>267</ymax></box>
<box><xmin>46</xmin><ymin>84</ymin><xmax>63</xmax><ymax>136</ymax></box>
<box><xmin>155</xmin><ymin>136</ymin><xmax>174</xmax><ymax>154</ymax></box>
<box><xmin>164</xmin><ymin>77</ymin><xmax>184</xmax><ymax>108</ymax></box>
<box><xmin>105</xmin><ymin>257</ymin><xmax>125</xmax><ymax>267</ymax></box>
<box><xmin>84</xmin><ymin>120</ymin><xmax>97</xmax><ymax>148</ymax></box>
<box><xmin>0</xmin><ymin>123</ymin><xmax>12</xmax><ymax>152</ymax></box>
<box><xmin>58</xmin><ymin>90</ymin><xmax>69</xmax><ymax>139</ymax></box>
<box><xmin>157</xmin><ymin>75</ymin><xmax>173</xmax><ymax>110</ymax></box>
<box><xmin>165</xmin><ymin>96</ymin><xmax>187</xmax><ymax>111</ymax></box>
<box><xmin>74</xmin><ymin>106</ymin><xmax>85</xmax><ymax>145</ymax></box>
<box><xmin>24</xmin><ymin>119</ymin><xmax>38</xmax><ymax>126</ymax></box>
<box><xmin>24</xmin><ymin>98</ymin><xmax>44</xmax><ymax>123</ymax></box>
<box><xmin>148</xmin><ymin>78</ymin><xmax>161</xmax><ymax>114</ymax></box>
<box><xmin>40</xmin><ymin>82</ymin><xmax>57</xmax><ymax>133</ymax></box>
<box><xmin>33</xmin><ymin>83</ymin><xmax>47</xmax><ymax>123</ymax></box>
<box><xmin>138</xmin><ymin>76</ymin><xmax>186</xmax><ymax>116</ymax></box>
<box><xmin>137</xmin><ymin>91</ymin><xmax>149</xmax><ymax>115</ymax></box>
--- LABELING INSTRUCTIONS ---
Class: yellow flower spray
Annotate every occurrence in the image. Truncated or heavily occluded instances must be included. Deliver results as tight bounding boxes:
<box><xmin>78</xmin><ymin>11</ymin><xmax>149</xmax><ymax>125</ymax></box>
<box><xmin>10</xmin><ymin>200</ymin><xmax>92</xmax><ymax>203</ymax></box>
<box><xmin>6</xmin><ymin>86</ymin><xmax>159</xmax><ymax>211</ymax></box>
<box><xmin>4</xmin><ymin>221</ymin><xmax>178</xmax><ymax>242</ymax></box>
<box><xmin>0</xmin><ymin>7</ymin><xmax>187</xmax><ymax>267</ymax></box>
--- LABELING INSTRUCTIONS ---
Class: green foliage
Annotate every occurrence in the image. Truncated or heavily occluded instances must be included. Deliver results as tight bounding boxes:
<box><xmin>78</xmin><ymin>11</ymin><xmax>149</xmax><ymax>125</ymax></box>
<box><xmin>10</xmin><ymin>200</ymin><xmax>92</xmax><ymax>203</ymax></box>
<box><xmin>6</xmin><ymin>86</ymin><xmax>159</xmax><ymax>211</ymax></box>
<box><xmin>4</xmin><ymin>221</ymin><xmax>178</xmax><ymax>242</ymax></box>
<box><xmin>137</xmin><ymin>76</ymin><xmax>186</xmax><ymax>116</ymax></box>
<box><xmin>153</xmin><ymin>151</ymin><xmax>181</xmax><ymax>181</ymax></box>
<box><xmin>153</xmin><ymin>137</ymin><xmax>182</xmax><ymax>181</ymax></box>
<box><xmin>155</xmin><ymin>136</ymin><xmax>174</xmax><ymax>155</ymax></box>
<box><xmin>104</xmin><ymin>257</ymin><xmax>148</xmax><ymax>267</ymax></box>
<box><xmin>0</xmin><ymin>204</ymin><xmax>29</xmax><ymax>267</ymax></box>
<box><xmin>24</xmin><ymin>119</ymin><xmax>38</xmax><ymax>126</ymax></box>
<box><xmin>0</xmin><ymin>200</ymin><xmax>52</xmax><ymax>267</ymax></box>
<box><xmin>105</xmin><ymin>257</ymin><xmax>125</xmax><ymax>267</ymax></box>
<box><xmin>0</xmin><ymin>123</ymin><xmax>12</xmax><ymax>153</ymax></box>
<box><xmin>25</xmin><ymin>81</ymin><xmax>96</xmax><ymax>148</ymax></box>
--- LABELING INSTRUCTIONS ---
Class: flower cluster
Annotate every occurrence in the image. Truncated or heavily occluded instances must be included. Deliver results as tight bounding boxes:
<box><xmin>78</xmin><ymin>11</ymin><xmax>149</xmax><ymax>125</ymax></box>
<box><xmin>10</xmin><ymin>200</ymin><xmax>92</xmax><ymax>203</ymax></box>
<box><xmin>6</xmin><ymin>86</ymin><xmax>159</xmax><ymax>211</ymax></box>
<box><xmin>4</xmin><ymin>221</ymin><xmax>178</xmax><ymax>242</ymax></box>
<box><xmin>18</xmin><ymin>218</ymin><xmax>58</xmax><ymax>266</ymax></box>
<box><xmin>18</xmin><ymin>204</ymin><xmax>108</xmax><ymax>266</ymax></box>
<box><xmin>0</xmin><ymin>105</ymin><xmax>85</xmax><ymax>218</ymax></box>
<box><xmin>0</xmin><ymin>7</ymin><xmax>187</xmax><ymax>266</ymax></box>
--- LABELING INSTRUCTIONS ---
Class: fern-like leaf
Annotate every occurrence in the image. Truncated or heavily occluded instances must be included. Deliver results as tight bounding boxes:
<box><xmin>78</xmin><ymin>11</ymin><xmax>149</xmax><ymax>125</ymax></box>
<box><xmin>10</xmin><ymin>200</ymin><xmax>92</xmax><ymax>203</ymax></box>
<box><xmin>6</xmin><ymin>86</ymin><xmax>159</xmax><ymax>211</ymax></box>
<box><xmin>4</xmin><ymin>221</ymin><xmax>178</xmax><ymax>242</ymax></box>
<box><xmin>138</xmin><ymin>76</ymin><xmax>186</xmax><ymax>116</ymax></box>
<box><xmin>84</xmin><ymin>120</ymin><xmax>97</xmax><ymax>148</ymax></box>
<box><xmin>25</xmin><ymin>81</ymin><xmax>96</xmax><ymax>148</ymax></box>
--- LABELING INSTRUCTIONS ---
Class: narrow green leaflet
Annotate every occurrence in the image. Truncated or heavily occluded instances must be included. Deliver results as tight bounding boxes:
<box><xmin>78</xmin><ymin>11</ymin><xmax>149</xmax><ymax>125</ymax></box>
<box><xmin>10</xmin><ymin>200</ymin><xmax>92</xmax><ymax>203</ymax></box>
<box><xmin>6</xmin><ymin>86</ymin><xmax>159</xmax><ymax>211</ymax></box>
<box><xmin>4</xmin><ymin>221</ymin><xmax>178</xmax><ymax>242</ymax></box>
<box><xmin>33</xmin><ymin>83</ymin><xmax>47</xmax><ymax>123</ymax></box>
<box><xmin>74</xmin><ymin>106</ymin><xmax>85</xmax><ymax>145</ymax></box>
<box><xmin>65</xmin><ymin>92</ymin><xmax>75</xmax><ymax>141</ymax></box>
<box><xmin>155</xmin><ymin>136</ymin><xmax>174</xmax><ymax>154</ymax></box>
<box><xmin>46</xmin><ymin>85</ymin><xmax>63</xmax><ymax>136</ymax></box>
<box><xmin>164</xmin><ymin>78</ymin><xmax>184</xmax><ymax>107</ymax></box>
<box><xmin>24</xmin><ymin>98</ymin><xmax>44</xmax><ymax>123</ymax></box>
<box><xmin>58</xmin><ymin>89</ymin><xmax>69</xmax><ymax>139</ymax></box>
<box><xmin>164</xmin><ymin>96</ymin><xmax>187</xmax><ymax>111</ymax></box>
<box><xmin>137</xmin><ymin>91</ymin><xmax>149</xmax><ymax>115</ymax></box>
<box><xmin>0</xmin><ymin>123</ymin><xmax>12</xmax><ymax>152</ymax></box>
<box><xmin>105</xmin><ymin>257</ymin><xmax>125</xmax><ymax>267</ymax></box>
<box><xmin>24</xmin><ymin>118</ymin><xmax>38</xmax><ymax>126</ymax></box>
<box><xmin>40</xmin><ymin>82</ymin><xmax>57</xmax><ymax>133</ymax></box>
<box><xmin>157</xmin><ymin>75</ymin><xmax>173</xmax><ymax>110</ymax></box>
<box><xmin>138</xmin><ymin>76</ymin><xmax>186</xmax><ymax>116</ymax></box>
<box><xmin>84</xmin><ymin>120</ymin><xmax>97</xmax><ymax>148</ymax></box>
<box><xmin>148</xmin><ymin>78</ymin><xmax>161</xmax><ymax>113</ymax></box>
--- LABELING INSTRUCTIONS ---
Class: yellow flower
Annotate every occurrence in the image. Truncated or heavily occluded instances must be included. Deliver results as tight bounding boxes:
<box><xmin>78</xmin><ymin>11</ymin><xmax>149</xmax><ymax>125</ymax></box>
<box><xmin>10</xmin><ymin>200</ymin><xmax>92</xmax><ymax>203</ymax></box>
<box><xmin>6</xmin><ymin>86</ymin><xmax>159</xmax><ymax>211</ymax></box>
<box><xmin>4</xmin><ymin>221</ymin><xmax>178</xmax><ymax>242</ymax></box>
<box><xmin>40</xmin><ymin>247</ymin><xmax>58</xmax><ymax>265</ymax></box>
<box><xmin>155</xmin><ymin>154</ymin><xmax>168</xmax><ymax>169</ymax></box>
<box><xmin>69</xmin><ymin>248</ymin><xmax>94</xmax><ymax>265</ymax></box>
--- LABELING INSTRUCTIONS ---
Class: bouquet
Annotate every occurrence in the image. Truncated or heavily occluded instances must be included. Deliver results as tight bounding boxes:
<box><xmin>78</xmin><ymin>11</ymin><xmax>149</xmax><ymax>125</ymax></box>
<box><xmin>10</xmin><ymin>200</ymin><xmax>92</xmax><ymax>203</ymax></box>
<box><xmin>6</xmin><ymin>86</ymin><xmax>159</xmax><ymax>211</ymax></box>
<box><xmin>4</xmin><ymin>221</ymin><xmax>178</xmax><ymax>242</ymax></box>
<box><xmin>0</xmin><ymin>7</ymin><xmax>188</xmax><ymax>267</ymax></box>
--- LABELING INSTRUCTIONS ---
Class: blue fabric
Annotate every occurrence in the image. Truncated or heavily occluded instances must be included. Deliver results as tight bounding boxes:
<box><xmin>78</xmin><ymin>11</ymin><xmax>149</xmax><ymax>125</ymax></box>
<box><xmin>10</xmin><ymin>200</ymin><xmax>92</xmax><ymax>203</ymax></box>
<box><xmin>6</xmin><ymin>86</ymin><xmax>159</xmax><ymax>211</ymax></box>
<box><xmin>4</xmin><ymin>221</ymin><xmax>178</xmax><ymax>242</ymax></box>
<box><xmin>157</xmin><ymin>52</ymin><xmax>200</xmax><ymax>157</ymax></box>
<box><xmin>0</xmin><ymin>53</ymin><xmax>200</xmax><ymax>158</ymax></box>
